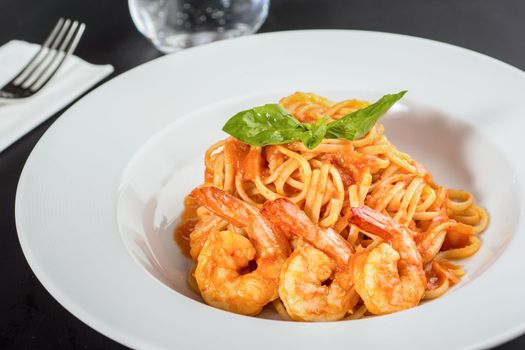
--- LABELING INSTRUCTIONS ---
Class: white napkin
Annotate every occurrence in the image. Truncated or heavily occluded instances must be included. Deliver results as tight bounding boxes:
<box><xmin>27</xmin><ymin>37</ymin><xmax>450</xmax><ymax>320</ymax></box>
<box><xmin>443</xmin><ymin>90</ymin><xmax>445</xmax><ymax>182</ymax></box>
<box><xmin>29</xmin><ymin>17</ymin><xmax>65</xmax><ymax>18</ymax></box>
<box><xmin>0</xmin><ymin>40</ymin><xmax>114</xmax><ymax>152</ymax></box>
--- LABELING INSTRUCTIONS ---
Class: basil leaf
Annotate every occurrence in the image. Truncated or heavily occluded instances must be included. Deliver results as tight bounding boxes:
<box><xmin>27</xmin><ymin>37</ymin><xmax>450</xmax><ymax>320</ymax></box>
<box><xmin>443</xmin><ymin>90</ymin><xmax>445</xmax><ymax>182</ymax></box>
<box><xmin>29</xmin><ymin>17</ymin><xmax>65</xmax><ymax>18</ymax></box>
<box><xmin>301</xmin><ymin>118</ymin><xmax>328</xmax><ymax>149</ymax></box>
<box><xmin>221</xmin><ymin>91</ymin><xmax>406</xmax><ymax>150</ymax></box>
<box><xmin>222</xmin><ymin>104</ymin><xmax>322</xmax><ymax>148</ymax></box>
<box><xmin>325</xmin><ymin>90</ymin><xmax>406</xmax><ymax>140</ymax></box>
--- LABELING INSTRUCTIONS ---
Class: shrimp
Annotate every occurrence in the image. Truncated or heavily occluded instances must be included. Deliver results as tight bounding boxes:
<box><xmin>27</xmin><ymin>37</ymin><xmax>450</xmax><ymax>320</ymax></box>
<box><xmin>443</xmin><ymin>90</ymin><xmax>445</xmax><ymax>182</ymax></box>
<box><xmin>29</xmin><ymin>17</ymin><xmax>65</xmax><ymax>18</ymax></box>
<box><xmin>188</xmin><ymin>208</ymin><xmax>227</xmax><ymax>260</ymax></box>
<box><xmin>190</xmin><ymin>186</ymin><xmax>290</xmax><ymax>316</ymax></box>
<box><xmin>261</xmin><ymin>198</ymin><xmax>352</xmax><ymax>268</ymax></box>
<box><xmin>278</xmin><ymin>245</ymin><xmax>354</xmax><ymax>321</ymax></box>
<box><xmin>349</xmin><ymin>206</ymin><xmax>426</xmax><ymax>315</ymax></box>
<box><xmin>261</xmin><ymin>198</ymin><xmax>355</xmax><ymax>321</ymax></box>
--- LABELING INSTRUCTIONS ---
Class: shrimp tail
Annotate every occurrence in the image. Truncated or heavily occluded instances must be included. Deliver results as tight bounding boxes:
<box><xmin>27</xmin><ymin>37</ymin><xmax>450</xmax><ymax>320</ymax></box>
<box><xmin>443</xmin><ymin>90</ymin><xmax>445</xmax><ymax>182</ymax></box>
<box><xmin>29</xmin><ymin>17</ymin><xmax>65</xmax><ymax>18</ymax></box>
<box><xmin>191</xmin><ymin>186</ymin><xmax>290</xmax><ymax>256</ymax></box>
<box><xmin>261</xmin><ymin>198</ymin><xmax>352</xmax><ymax>268</ymax></box>
<box><xmin>350</xmin><ymin>206</ymin><xmax>410</xmax><ymax>240</ymax></box>
<box><xmin>190</xmin><ymin>186</ymin><xmax>257</xmax><ymax>228</ymax></box>
<box><xmin>261</xmin><ymin>198</ymin><xmax>317</xmax><ymax>239</ymax></box>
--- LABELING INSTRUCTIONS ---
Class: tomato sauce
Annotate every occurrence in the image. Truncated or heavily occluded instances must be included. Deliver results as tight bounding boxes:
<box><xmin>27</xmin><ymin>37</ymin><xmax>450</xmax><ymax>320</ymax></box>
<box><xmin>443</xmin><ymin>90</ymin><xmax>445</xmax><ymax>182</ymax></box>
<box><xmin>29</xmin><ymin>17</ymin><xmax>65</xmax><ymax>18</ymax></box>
<box><xmin>174</xmin><ymin>196</ymin><xmax>199</xmax><ymax>257</ymax></box>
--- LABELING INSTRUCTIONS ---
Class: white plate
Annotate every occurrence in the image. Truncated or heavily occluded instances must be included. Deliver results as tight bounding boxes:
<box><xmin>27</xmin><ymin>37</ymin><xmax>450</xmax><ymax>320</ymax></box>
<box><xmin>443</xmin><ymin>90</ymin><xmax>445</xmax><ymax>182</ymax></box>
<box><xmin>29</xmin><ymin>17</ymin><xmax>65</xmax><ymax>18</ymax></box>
<box><xmin>15</xmin><ymin>30</ymin><xmax>525</xmax><ymax>350</ymax></box>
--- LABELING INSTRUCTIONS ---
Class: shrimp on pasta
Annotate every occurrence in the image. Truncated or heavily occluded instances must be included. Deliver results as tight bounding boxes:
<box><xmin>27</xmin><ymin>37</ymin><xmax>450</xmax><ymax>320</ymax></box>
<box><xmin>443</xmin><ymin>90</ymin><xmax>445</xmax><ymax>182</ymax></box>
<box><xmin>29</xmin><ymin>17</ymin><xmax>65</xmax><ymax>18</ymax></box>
<box><xmin>349</xmin><ymin>206</ymin><xmax>426</xmax><ymax>315</ymax></box>
<box><xmin>191</xmin><ymin>186</ymin><xmax>290</xmax><ymax>316</ymax></box>
<box><xmin>261</xmin><ymin>198</ymin><xmax>356</xmax><ymax>321</ymax></box>
<box><xmin>174</xmin><ymin>91</ymin><xmax>489</xmax><ymax>320</ymax></box>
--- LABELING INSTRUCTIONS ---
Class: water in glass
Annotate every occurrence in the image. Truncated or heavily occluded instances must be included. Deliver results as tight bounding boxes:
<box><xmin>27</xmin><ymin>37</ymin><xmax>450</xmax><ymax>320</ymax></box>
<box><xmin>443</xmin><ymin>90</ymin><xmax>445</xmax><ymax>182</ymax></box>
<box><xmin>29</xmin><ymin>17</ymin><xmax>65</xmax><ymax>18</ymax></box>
<box><xmin>129</xmin><ymin>0</ymin><xmax>270</xmax><ymax>53</ymax></box>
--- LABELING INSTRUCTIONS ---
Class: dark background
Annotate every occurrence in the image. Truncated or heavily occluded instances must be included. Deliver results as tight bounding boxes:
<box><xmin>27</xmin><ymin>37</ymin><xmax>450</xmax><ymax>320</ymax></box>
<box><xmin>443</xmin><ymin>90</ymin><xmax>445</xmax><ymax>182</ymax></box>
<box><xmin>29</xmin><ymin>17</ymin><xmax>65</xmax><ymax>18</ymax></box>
<box><xmin>1</xmin><ymin>0</ymin><xmax>524</xmax><ymax>348</ymax></box>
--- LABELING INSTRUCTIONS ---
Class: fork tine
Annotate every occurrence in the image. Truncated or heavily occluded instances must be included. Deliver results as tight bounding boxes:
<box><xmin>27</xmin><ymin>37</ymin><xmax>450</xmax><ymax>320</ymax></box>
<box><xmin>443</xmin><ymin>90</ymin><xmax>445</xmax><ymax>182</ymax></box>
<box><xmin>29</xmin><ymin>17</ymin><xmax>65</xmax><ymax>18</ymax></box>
<box><xmin>12</xmin><ymin>18</ymin><xmax>65</xmax><ymax>85</ymax></box>
<box><xmin>27</xmin><ymin>21</ymin><xmax>79</xmax><ymax>90</ymax></box>
<box><xmin>19</xmin><ymin>19</ymin><xmax>72</xmax><ymax>88</ymax></box>
<box><xmin>30</xmin><ymin>22</ymin><xmax>86</xmax><ymax>92</ymax></box>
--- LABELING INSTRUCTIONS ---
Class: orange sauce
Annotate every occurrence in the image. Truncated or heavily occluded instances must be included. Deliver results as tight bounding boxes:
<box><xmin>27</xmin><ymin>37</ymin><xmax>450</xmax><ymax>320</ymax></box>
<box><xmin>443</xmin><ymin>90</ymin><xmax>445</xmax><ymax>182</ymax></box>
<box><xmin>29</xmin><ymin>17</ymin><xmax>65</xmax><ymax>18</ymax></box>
<box><xmin>224</xmin><ymin>137</ymin><xmax>263</xmax><ymax>181</ymax></box>
<box><xmin>326</xmin><ymin>151</ymin><xmax>378</xmax><ymax>187</ymax></box>
<box><xmin>241</xmin><ymin>147</ymin><xmax>263</xmax><ymax>181</ymax></box>
<box><xmin>424</xmin><ymin>263</ymin><xmax>441</xmax><ymax>290</ymax></box>
<box><xmin>174</xmin><ymin>196</ymin><xmax>199</xmax><ymax>257</ymax></box>
<box><xmin>224</xmin><ymin>137</ymin><xmax>250</xmax><ymax>173</ymax></box>
<box><xmin>204</xmin><ymin>168</ymin><xmax>214</xmax><ymax>183</ymax></box>
<box><xmin>436</xmin><ymin>260</ymin><xmax>462</xmax><ymax>286</ymax></box>
<box><xmin>442</xmin><ymin>223</ymin><xmax>473</xmax><ymax>251</ymax></box>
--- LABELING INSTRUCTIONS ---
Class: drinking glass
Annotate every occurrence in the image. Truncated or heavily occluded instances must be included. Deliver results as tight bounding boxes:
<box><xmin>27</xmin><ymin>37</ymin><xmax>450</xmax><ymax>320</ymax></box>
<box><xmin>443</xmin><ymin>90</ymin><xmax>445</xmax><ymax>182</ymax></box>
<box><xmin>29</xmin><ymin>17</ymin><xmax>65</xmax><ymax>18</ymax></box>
<box><xmin>129</xmin><ymin>0</ymin><xmax>270</xmax><ymax>53</ymax></box>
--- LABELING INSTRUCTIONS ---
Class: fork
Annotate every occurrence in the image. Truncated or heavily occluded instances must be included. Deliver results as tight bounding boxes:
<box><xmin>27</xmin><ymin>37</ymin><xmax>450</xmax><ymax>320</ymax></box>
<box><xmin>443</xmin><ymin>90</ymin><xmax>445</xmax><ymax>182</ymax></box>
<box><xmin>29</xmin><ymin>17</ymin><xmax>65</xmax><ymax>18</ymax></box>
<box><xmin>0</xmin><ymin>18</ymin><xmax>85</xmax><ymax>103</ymax></box>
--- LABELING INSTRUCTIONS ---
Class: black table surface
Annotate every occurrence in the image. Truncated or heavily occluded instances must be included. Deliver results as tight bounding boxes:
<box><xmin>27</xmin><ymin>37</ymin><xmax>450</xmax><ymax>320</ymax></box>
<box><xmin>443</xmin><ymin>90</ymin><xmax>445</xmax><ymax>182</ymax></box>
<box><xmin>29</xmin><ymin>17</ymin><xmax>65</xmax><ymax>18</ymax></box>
<box><xmin>1</xmin><ymin>0</ymin><xmax>524</xmax><ymax>349</ymax></box>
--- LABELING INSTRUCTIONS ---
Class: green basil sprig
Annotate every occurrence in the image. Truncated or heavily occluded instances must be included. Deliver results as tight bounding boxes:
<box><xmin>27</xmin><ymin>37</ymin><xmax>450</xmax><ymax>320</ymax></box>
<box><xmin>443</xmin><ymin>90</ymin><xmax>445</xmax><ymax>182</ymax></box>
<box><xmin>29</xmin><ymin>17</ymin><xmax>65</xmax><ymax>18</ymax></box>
<box><xmin>222</xmin><ymin>91</ymin><xmax>406</xmax><ymax>149</ymax></box>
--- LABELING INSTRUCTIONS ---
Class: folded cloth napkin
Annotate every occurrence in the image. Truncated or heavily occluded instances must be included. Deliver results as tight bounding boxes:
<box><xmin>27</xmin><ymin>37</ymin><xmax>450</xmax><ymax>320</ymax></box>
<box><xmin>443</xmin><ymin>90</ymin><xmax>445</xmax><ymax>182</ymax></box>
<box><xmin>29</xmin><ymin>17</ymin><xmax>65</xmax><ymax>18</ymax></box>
<box><xmin>0</xmin><ymin>40</ymin><xmax>113</xmax><ymax>152</ymax></box>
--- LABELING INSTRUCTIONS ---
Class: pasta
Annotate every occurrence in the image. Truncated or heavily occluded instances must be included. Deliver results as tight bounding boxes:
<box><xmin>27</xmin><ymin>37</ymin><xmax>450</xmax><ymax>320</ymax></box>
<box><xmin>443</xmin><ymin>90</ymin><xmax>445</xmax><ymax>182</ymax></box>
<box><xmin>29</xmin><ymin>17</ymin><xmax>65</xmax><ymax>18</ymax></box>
<box><xmin>175</xmin><ymin>92</ymin><xmax>488</xmax><ymax>320</ymax></box>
